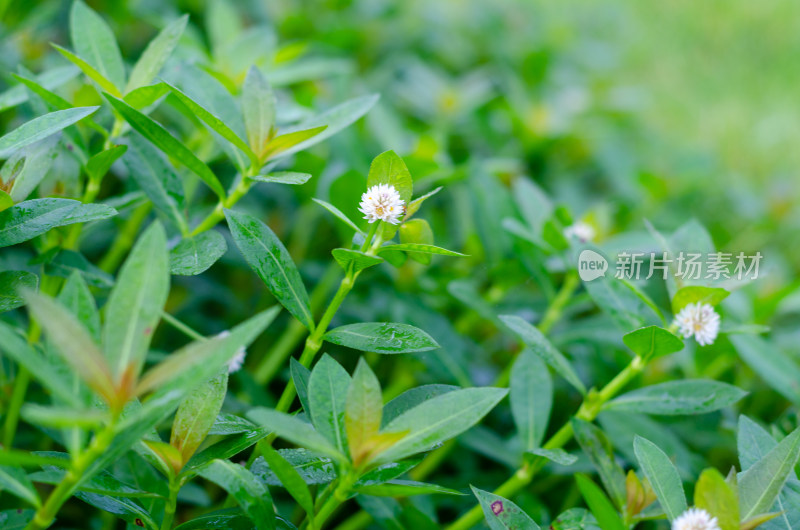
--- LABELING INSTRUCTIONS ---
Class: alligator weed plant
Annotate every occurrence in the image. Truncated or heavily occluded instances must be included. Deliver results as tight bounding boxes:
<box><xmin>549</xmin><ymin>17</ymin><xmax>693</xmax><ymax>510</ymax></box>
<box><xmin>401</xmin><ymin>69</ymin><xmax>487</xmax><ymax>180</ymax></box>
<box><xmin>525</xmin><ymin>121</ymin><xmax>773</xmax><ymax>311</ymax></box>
<box><xmin>1</xmin><ymin>1</ymin><xmax>799</xmax><ymax>529</ymax></box>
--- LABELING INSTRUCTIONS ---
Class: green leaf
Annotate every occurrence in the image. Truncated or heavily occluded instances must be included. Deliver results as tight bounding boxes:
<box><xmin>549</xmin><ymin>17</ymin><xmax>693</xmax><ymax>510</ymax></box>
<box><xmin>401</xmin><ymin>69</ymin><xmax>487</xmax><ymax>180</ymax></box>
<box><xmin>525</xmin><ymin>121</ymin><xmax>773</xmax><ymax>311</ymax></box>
<box><xmin>42</xmin><ymin>249</ymin><xmax>114</xmax><ymax>289</ymax></box>
<box><xmin>356</xmin><ymin>456</ymin><xmax>425</xmax><ymax>486</ymax></box>
<box><xmin>331</xmin><ymin>248</ymin><xmax>383</xmax><ymax>273</ymax></box>
<box><xmin>70</xmin><ymin>0</ymin><xmax>125</xmax><ymax>91</ymax></box>
<box><xmin>251</xmin><ymin>449</ymin><xmax>336</xmax><ymax>486</ymax></box>
<box><xmin>0</xmin><ymin>66</ymin><xmax>78</xmax><ymax>113</ymax></box>
<box><xmin>24</xmin><ymin>291</ymin><xmax>117</xmax><ymax>405</ymax></box>
<box><xmin>174</xmin><ymin>509</ymin><xmax>290</xmax><ymax>530</ymax></box>
<box><xmin>104</xmin><ymin>94</ymin><xmax>225</xmax><ymax>199</ymax></box>
<box><xmin>0</xmin><ymin>322</ymin><xmax>81</xmax><ymax>407</ymax></box>
<box><xmin>261</xmin><ymin>126</ymin><xmax>327</xmax><ymax>161</ymax></box>
<box><xmin>550</xmin><ymin>508</ymin><xmax>600</xmax><ymax>530</ymax></box>
<box><xmin>366</xmin><ymin>150</ymin><xmax>413</xmax><ymax>205</ymax></box>
<box><xmin>4</xmin><ymin>132</ymin><xmax>60</xmax><ymax>203</ymax></box>
<box><xmin>241</xmin><ymin>66</ymin><xmax>276</xmax><ymax>158</ymax></box>
<box><xmin>20</xmin><ymin>405</ymin><xmax>106</xmax><ymax>430</ymax></box>
<box><xmin>312</xmin><ymin>198</ymin><xmax>364</xmax><ymax>234</ymax></box>
<box><xmin>739</xmin><ymin>427</ymin><xmax>800</xmax><ymax>521</ymax></box>
<box><xmin>184</xmin><ymin>428</ymin><xmax>271</xmax><ymax>479</ymax></box>
<box><xmin>357</xmin><ymin>480</ymin><xmax>463</xmax><ymax>497</ymax></box>
<box><xmin>102</xmin><ymin>221</ymin><xmax>170</xmax><ymax>380</ymax></box>
<box><xmin>346</xmin><ymin>358</ymin><xmax>383</xmax><ymax>464</ymax></box>
<box><xmin>0</xmin><ymin>107</ymin><xmax>99</xmax><ymax>159</ymax></box>
<box><xmin>622</xmin><ymin>326</ymin><xmax>684</xmax><ymax>361</ymax></box>
<box><xmin>167</xmin><ymin>82</ymin><xmax>259</xmax><ymax>168</ymax></box>
<box><xmin>633</xmin><ymin>435</ymin><xmax>687</xmax><ymax>520</ymax></box>
<box><xmin>291</xmin><ymin>358</ymin><xmax>312</xmax><ymax>415</ymax></box>
<box><xmin>225</xmin><ymin>209</ymin><xmax>313</xmax><ymax>330</ymax></box>
<box><xmin>86</xmin><ymin>145</ymin><xmax>127</xmax><ymax>184</ymax></box>
<box><xmin>695</xmin><ymin>468</ymin><xmax>738</xmax><ymax>530</ymax></box>
<box><xmin>499</xmin><ymin>315</ymin><xmax>586</xmax><ymax>395</ymax></box>
<box><xmin>262</xmin><ymin>447</ymin><xmax>315</xmax><ymax>517</ymax></box>
<box><xmin>510</xmin><ymin>348</ymin><xmax>552</xmax><ymax>450</ymax></box>
<box><xmin>471</xmin><ymin>486</ymin><xmax>541</xmax><ymax>530</ymax></box>
<box><xmin>136</xmin><ymin>307</ymin><xmax>279</xmax><ymax>398</ymax></box>
<box><xmin>123</xmin><ymin>134</ymin><xmax>188</xmax><ymax>234</ymax></box>
<box><xmin>0</xmin><ymin>271</ymin><xmax>37</xmax><ymax>312</ymax></box>
<box><xmin>246</xmin><ymin>407</ymin><xmax>345</xmax><ymax>461</ymax></box>
<box><xmin>250</xmin><ymin>171</ymin><xmax>312</xmax><ymax>186</ymax></box>
<box><xmin>171</xmin><ymin>372</ymin><xmax>229</xmax><ymax>465</ymax></box>
<box><xmin>0</xmin><ymin>466</ymin><xmax>40</xmax><ymax>507</ymax></box>
<box><xmin>0</xmin><ymin>190</ymin><xmax>11</xmax><ymax>211</ymax></box>
<box><xmin>381</xmin><ymin>385</ymin><xmax>458</xmax><ymax>426</ymax></box>
<box><xmin>308</xmin><ymin>354</ymin><xmax>352</xmax><ymax>455</ymax></box>
<box><xmin>732</xmin><ymin>334</ymin><xmax>800</xmax><ymax>405</ymax></box>
<box><xmin>0</xmin><ymin>199</ymin><xmax>104</xmax><ymax>247</ymax></box>
<box><xmin>572</xmin><ymin>419</ymin><xmax>627</xmax><ymax>509</ymax></box>
<box><xmin>574</xmin><ymin>474</ymin><xmax>626</xmax><ymax>530</ymax></box>
<box><xmin>170</xmin><ymin>231</ymin><xmax>228</xmax><ymax>276</ymax></box>
<box><xmin>269</xmin><ymin>93</ymin><xmax>379</xmax><ymax>160</ymax></box>
<box><xmin>399</xmin><ymin>219</ymin><xmax>434</xmax><ymax>264</ymax></box>
<box><xmin>376</xmin><ymin>387</ymin><xmax>507</xmax><ymax>465</ymax></box>
<box><xmin>525</xmin><ymin>448</ymin><xmax>578</xmax><ymax>466</ymax></box>
<box><xmin>124</xmin><ymin>82</ymin><xmax>170</xmax><ymax>109</ymax></box>
<box><xmin>404</xmin><ymin>186</ymin><xmax>442</xmax><ymax>221</ymax></box>
<box><xmin>672</xmin><ymin>285</ymin><xmax>730</xmax><ymax>314</ymax></box>
<box><xmin>324</xmin><ymin>322</ymin><xmax>440</xmax><ymax>354</ymax></box>
<box><xmin>74</xmin><ymin>491</ymin><xmax>159</xmax><ymax>529</ymax></box>
<box><xmin>605</xmin><ymin>380</ymin><xmax>747</xmax><ymax>416</ymax></box>
<box><xmin>584</xmin><ymin>275</ymin><xmax>664</xmax><ymax>330</ymax></box>
<box><xmin>52</xmin><ymin>44</ymin><xmax>121</xmax><ymax>97</ymax></box>
<box><xmin>0</xmin><ymin>509</ymin><xmax>34</xmax><ymax>529</ymax></box>
<box><xmin>197</xmin><ymin>460</ymin><xmax>275</xmax><ymax>530</ymax></box>
<box><xmin>126</xmin><ymin>15</ymin><xmax>188</xmax><ymax>93</ymax></box>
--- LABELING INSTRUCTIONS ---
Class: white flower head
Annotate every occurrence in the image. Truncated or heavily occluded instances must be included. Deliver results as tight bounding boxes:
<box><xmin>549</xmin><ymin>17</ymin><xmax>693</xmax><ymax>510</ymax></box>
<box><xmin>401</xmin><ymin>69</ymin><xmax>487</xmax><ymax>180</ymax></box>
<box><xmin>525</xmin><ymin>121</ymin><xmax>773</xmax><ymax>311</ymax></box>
<box><xmin>675</xmin><ymin>302</ymin><xmax>720</xmax><ymax>346</ymax></box>
<box><xmin>358</xmin><ymin>184</ymin><xmax>405</xmax><ymax>225</ymax></box>
<box><xmin>216</xmin><ymin>330</ymin><xmax>247</xmax><ymax>373</ymax></box>
<box><xmin>227</xmin><ymin>347</ymin><xmax>247</xmax><ymax>374</ymax></box>
<box><xmin>672</xmin><ymin>508</ymin><xmax>720</xmax><ymax>530</ymax></box>
<box><xmin>564</xmin><ymin>221</ymin><xmax>595</xmax><ymax>242</ymax></box>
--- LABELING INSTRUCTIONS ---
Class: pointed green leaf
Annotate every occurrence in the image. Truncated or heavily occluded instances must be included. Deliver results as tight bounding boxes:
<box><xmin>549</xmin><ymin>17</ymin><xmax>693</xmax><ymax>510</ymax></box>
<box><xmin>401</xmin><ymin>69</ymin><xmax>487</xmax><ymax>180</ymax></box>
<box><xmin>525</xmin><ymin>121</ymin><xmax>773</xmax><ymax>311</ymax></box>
<box><xmin>171</xmin><ymin>372</ymin><xmax>229</xmax><ymax>465</ymax></box>
<box><xmin>510</xmin><ymin>348</ymin><xmax>552</xmax><ymax>450</ymax></box>
<box><xmin>346</xmin><ymin>358</ymin><xmax>383</xmax><ymax>463</ymax></box>
<box><xmin>241</xmin><ymin>66</ymin><xmax>276</xmax><ymax>157</ymax></box>
<box><xmin>0</xmin><ymin>198</ymin><xmax>113</xmax><ymax>247</ymax></box>
<box><xmin>499</xmin><ymin>315</ymin><xmax>586</xmax><ymax>395</ymax></box>
<box><xmin>672</xmin><ymin>286</ymin><xmax>730</xmax><ymax>314</ymax></box>
<box><xmin>0</xmin><ymin>107</ymin><xmax>99</xmax><ymax>159</ymax></box>
<box><xmin>574</xmin><ymin>474</ymin><xmax>626</xmax><ymax>530</ymax></box>
<box><xmin>0</xmin><ymin>466</ymin><xmax>40</xmax><ymax>507</ymax></box>
<box><xmin>70</xmin><ymin>0</ymin><xmax>125</xmax><ymax>90</ymax></box>
<box><xmin>312</xmin><ymin>198</ymin><xmax>364</xmax><ymax>234</ymax></box>
<box><xmin>104</xmin><ymin>94</ymin><xmax>225</xmax><ymax>198</ymax></box>
<box><xmin>376</xmin><ymin>387</ymin><xmax>507</xmax><ymax>465</ymax></box>
<box><xmin>399</xmin><ymin>218</ymin><xmax>434</xmax><ymax>264</ymax></box>
<box><xmin>103</xmin><ymin>222</ymin><xmax>169</xmax><ymax>380</ymax></box>
<box><xmin>261</xmin><ymin>126</ymin><xmax>327</xmax><ymax>161</ymax></box>
<box><xmin>170</xmin><ymin>231</ymin><xmax>227</xmax><ymax>276</ymax></box>
<box><xmin>633</xmin><ymin>435</ymin><xmax>687</xmax><ymax>520</ymax></box>
<box><xmin>695</xmin><ymin>468</ymin><xmax>738</xmax><ymax>530</ymax></box>
<box><xmin>249</xmin><ymin>171</ymin><xmax>312</xmax><ymax>186</ymax></box>
<box><xmin>246</xmin><ymin>407</ymin><xmax>344</xmax><ymax>461</ymax></box>
<box><xmin>225</xmin><ymin>208</ymin><xmax>313</xmax><ymax>330</ymax></box>
<box><xmin>324</xmin><ymin>322</ymin><xmax>439</xmax><ymax>354</ymax></box>
<box><xmin>308</xmin><ymin>354</ymin><xmax>351</xmax><ymax>455</ymax></box>
<box><xmin>197</xmin><ymin>460</ymin><xmax>275</xmax><ymax>530</ymax></box>
<box><xmin>471</xmin><ymin>486</ymin><xmax>541</xmax><ymax>530</ymax></box>
<box><xmin>126</xmin><ymin>15</ymin><xmax>188</xmax><ymax>93</ymax></box>
<box><xmin>739</xmin><ymin>427</ymin><xmax>800</xmax><ymax>521</ymax></box>
<box><xmin>262</xmin><ymin>446</ymin><xmax>314</xmax><ymax>517</ymax></box>
<box><xmin>606</xmin><ymin>380</ymin><xmax>746</xmax><ymax>416</ymax></box>
<box><xmin>291</xmin><ymin>358</ymin><xmax>312</xmax><ymax>415</ymax></box>
<box><xmin>572</xmin><ymin>418</ymin><xmax>627</xmax><ymax>509</ymax></box>
<box><xmin>52</xmin><ymin>44</ymin><xmax>121</xmax><ymax>97</ymax></box>
<box><xmin>331</xmin><ymin>248</ymin><xmax>383</xmax><ymax>273</ymax></box>
<box><xmin>357</xmin><ymin>480</ymin><xmax>463</xmax><ymax>497</ymax></box>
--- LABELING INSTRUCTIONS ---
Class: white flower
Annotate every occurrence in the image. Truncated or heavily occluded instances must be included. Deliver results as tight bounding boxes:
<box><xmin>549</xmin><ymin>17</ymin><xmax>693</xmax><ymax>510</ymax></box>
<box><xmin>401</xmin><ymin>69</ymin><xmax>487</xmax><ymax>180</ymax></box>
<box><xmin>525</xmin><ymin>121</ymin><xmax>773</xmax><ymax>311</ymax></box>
<box><xmin>564</xmin><ymin>221</ymin><xmax>595</xmax><ymax>242</ymax></box>
<box><xmin>216</xmin><ymin>330</ymin><xmax>246</xmax><ymax>373</ymax></box>
<box><xmin>672</xmin><ymin>508</ymin><xmax>720</xmax><ymax>530</ymax></box>
<box><xmin>675</xmin><ymin>302</ymin><xmax>720</xmax><ymax>346</ymax></box>
<box><xmin>227</xmin><ymin>347</ymin><xmax>247</xmax><ymax>374</ymax></box>
<box><xmin>358</xmin><ymin>184</ymin><xmax>405</xmax><ymax>225</ymax></box>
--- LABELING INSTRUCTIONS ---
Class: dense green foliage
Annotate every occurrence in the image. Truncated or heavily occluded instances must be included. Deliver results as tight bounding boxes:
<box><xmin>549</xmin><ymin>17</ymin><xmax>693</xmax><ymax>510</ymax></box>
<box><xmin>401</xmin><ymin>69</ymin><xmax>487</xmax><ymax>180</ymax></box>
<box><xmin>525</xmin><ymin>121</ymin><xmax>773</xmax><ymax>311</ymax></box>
<box><xmin>1</xmin><ymin>1</ymin><xmax>799</xmax><ymax>529</ymax></box>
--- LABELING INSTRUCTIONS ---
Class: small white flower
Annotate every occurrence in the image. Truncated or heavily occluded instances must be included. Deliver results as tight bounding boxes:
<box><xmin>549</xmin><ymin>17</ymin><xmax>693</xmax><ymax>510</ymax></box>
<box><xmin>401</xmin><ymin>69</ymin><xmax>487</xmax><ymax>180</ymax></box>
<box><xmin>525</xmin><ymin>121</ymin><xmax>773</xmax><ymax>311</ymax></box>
<box><xmin>564</xmin><ymin>221</ymin><xmax>595</xmax><ymax>242</ymax></box>
<box><xmin>672</xmin><ymin>508</ymin><xmax>720</xmax><ymax>530</ymax></box>
<box><xmin>227</xmin><ymin>347</ymin><xmax>247</xmax><ymax>374</ymax></box>
<box><xmin>358</xmin><ymin>184</ymin><xmax>405</xmax><ymax>225</ymax></box>
<box><xmin>216</xmin><ymin>330</ymin><xmax>246</xmax><ymax>373</ymax></box>
<box><xmin>675</xmin><ymin>302</ymin><xmax>720</xmax><ymax>346</ymax></box>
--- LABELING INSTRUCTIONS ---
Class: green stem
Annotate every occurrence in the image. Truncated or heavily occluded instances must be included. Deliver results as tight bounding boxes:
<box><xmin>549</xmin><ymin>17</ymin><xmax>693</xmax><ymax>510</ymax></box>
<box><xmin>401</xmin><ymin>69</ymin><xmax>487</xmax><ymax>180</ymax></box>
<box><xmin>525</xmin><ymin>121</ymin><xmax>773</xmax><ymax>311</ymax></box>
<box><xmin>161</xmin><ymin>311</ymin><xmax>206</xmax><ymax>342</ymax></box>
<box><xmin>445</xmin><ymin>355</ymin><xmax>645</xmax><ymax>530</ymax></box>
<box><xmin>3</xmin><ymin>368</ymin><xmax>30</xmax><ymax>447</ymax></box>
<box><xmin>27</xmin><ymin>417</ymin><xmax>119</xmax><ymax>529</ymax></box>
<box><xmin>160</xmin><ymin>475</ymin><xmax>181</xmax><ymax>530</ymax></box>
<box><xmin>190</xmin><ymin>171</ymin><xmax>254</xmax><ymax>237</ymax></box>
